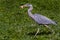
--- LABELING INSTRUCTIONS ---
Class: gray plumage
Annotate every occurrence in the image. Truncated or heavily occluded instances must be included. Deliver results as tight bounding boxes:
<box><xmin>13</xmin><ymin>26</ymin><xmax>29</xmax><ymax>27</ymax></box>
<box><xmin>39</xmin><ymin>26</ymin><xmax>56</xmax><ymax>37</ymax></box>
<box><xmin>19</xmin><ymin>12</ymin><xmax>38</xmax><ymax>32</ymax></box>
<box><xmin>24</xmin><ymin>3</ymin><xmax>57</xmax><ymax>25</ymax></box>
<box><xmin>33</xmin><ymin>14</ymin><xmax>56</xmax><ymax>25</ymax></box>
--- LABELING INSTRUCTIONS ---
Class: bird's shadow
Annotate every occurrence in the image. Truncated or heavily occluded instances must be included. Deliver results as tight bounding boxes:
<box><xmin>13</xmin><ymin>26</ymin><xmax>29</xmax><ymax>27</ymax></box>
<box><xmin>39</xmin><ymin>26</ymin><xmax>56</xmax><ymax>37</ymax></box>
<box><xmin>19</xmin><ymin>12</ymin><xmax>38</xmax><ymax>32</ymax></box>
<box><xmin>27</xmin><ymin>31</ymin><xmax>52</xmax><ymax>36</ymax></box>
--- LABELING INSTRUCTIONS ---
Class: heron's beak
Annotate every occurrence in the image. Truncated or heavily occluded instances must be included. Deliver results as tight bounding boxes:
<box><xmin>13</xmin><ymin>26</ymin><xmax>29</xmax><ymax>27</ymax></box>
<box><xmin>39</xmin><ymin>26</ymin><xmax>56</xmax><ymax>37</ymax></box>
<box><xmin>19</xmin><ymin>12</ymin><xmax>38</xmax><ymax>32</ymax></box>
<box><xmin>20</xmin><ymin>5</ymin><xmax>27</xmax><ymax>9</ymax></box>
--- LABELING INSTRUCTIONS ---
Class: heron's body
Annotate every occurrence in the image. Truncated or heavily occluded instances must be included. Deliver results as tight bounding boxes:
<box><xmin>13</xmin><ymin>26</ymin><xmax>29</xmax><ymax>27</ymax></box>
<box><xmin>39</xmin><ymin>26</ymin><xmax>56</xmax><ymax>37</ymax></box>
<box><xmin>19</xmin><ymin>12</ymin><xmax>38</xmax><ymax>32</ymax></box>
<box><xmin>26</xmin><ymin>4</ymin><xmax>56</xmax><ymax>25</ymax></box>
<box><xmin>30</xmin><ymin>14</ymin><xmax>56</xmax><ymax>25</ymax></box>
<box><xmin>20</xmin><ymin>3</ymin><xmax>57</xmax><ymax>37</ymax></box>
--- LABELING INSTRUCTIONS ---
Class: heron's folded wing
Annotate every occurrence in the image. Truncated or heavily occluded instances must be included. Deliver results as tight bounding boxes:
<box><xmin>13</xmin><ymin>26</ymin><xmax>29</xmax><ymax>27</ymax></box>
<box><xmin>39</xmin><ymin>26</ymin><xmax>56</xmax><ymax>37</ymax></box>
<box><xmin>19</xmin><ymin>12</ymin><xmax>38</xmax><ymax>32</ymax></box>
<box><xmin>33</xmin><ymin>14</ymin><xmax>56</xmax><ymax>25</ymax></box>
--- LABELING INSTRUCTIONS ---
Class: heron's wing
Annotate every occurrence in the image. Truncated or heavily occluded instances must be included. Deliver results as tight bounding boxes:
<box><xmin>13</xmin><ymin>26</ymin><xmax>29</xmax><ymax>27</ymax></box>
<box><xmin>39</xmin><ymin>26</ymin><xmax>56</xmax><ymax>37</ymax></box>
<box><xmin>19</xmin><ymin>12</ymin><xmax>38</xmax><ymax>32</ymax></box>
<box><xmin>33</xmin><ymin>14</ymin><xmax>56</xmax><ymax>25</ymax></box>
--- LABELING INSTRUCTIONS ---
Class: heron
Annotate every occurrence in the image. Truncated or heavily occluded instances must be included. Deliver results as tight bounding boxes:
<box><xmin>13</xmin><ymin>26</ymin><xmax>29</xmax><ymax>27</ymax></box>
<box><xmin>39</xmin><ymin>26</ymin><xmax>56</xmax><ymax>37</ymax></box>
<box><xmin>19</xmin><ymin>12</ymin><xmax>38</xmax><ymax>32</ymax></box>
<box><xmin>20</xmin><ymin>3</ymin><xmax>57</xmax><ymax>37</ymax></box>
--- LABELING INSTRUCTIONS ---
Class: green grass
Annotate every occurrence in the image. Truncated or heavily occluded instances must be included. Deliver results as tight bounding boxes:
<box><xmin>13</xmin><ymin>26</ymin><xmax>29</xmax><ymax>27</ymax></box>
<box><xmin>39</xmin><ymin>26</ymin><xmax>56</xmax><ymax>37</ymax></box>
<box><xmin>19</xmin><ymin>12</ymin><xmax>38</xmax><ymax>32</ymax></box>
<box><xmin>0</xmin><ymin>0</ymin><xmax>60</xmax><ymax>40</ymax></box>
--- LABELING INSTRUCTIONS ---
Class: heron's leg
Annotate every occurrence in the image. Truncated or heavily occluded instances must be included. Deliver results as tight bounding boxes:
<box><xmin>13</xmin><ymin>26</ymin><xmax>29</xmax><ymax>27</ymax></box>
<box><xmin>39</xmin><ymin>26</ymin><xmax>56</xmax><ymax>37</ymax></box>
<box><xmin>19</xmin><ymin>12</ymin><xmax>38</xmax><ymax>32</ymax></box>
<box><xmin>34</xmin><ymin>28</ymin><xmax>39</xmax><ymax>37</ymax></box>
<box><xmin>44</xmin><ymin>25</ymin><xmax>55</xmax><ymax>34</ymax></box>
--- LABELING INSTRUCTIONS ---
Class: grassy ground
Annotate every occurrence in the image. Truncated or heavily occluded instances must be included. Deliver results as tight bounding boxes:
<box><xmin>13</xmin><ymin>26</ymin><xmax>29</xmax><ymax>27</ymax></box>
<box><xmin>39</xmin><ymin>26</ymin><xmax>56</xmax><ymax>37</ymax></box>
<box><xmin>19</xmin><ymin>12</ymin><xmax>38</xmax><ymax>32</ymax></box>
<box><xmin>0</xmin><ymin>0</ymin><xmax>60</xmax><ymax>40</ymax></box>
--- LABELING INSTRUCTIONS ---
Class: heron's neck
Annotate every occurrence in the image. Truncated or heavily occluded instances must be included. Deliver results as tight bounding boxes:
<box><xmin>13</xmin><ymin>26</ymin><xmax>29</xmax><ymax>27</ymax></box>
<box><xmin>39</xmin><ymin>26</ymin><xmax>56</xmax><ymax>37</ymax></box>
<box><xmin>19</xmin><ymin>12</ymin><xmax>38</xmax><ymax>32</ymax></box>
<box><xmin>28</xmin><ymin>6</ymin><xmax>33</xmax><ymax>17</ymax></box>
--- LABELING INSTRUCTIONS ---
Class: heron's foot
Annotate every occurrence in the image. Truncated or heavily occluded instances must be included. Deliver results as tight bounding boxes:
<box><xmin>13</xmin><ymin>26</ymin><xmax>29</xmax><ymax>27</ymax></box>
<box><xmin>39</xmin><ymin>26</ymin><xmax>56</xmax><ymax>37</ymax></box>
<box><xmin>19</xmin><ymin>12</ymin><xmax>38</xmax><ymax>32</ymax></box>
<box><xmin>34</xmin><ymin>28</ymin><xmax>40</xmax><ymax>37</ymax></box>
<box><xmin>44</xmin><ymin>25</ymin><xmax>55</xmax><ymax>34</ymax></box>
<box><xmin>51</xmin><ymin>29</ymin><xmax>55</xmax><ymax>34</ymax></box>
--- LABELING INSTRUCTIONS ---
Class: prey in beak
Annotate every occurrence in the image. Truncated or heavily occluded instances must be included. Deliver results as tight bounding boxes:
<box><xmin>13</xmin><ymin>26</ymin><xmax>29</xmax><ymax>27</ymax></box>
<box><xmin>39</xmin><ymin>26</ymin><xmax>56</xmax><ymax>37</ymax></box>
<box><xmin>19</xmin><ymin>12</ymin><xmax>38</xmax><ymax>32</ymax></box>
<box><xmin>20</xmin><ymin>6</ymin><xmax>24</xmax><ymax>8</ymax></box>
<box><xmin>20</xmin><ymin>5</ymin><xmax>27</xmax><ymax>8</ymax></box>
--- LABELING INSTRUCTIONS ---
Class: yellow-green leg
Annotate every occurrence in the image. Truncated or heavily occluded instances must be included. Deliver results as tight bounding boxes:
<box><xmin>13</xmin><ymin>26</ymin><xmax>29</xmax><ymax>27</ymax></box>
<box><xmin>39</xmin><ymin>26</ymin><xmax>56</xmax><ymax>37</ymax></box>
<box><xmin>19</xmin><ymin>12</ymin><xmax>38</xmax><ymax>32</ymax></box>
<box><xmin>34</xmin><ymin>28</ymin><xmax>39</xmax><ymax>37</ymax></box>
<box><xmin>44</xmin><ymin>25</ymin><xmax>55</xmax><ymax>34</ymax></box>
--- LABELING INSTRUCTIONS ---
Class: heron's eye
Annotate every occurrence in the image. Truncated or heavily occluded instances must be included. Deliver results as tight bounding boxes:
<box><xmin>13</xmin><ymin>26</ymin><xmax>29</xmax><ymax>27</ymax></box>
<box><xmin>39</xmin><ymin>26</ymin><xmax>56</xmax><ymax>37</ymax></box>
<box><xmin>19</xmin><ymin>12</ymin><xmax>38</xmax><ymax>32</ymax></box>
<box><xmin>29</xmin><ymin>5</ymin><xmax>32</xmax><ymax>6</ymax></box>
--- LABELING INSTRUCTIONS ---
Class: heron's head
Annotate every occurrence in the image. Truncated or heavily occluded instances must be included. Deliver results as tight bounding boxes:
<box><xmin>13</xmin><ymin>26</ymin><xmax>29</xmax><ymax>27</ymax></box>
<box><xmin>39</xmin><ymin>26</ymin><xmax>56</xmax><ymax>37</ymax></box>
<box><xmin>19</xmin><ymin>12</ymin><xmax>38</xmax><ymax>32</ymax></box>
<box><xmin>20</xmin><ymin>3</ymin><xmax>32</xmax><ymax>8</ymax></box>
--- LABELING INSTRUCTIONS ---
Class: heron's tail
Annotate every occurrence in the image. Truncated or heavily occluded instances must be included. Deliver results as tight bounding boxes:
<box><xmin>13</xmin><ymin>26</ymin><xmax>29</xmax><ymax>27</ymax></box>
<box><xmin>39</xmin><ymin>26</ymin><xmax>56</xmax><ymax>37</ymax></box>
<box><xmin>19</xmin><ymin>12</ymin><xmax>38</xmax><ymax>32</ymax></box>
<box><xmin>52</xmin><ymin>21</ymin><xmax>57</xmax><ymax>25</ymax></box>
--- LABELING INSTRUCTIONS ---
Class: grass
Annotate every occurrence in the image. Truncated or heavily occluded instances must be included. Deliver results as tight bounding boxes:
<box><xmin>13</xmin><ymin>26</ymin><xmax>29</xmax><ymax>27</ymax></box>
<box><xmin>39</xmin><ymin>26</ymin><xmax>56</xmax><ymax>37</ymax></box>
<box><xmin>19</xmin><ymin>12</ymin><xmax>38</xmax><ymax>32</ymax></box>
<box><xmin>0</xmin><ymin>0</ymin><xmax>60</xmax><ymax>40</ymax></box>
